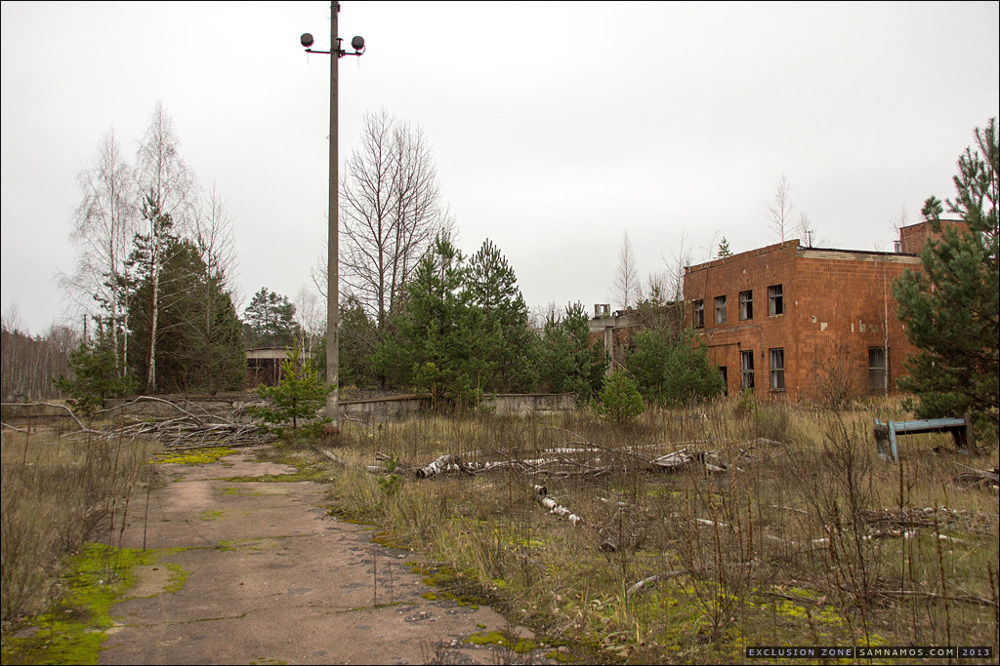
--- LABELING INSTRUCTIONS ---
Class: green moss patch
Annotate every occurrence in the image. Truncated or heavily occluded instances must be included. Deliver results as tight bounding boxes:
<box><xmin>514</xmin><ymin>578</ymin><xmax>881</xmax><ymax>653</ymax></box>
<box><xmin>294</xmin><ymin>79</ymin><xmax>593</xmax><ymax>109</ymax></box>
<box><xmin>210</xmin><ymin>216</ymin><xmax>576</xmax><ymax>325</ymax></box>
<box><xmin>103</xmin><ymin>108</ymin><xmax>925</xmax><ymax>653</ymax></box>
<box><xmin>153</xmin><ymin>447</ymin><xmax>237</xmax><ymax>465</ymax></box>
<box><xmin>0</xmin><ymin>543</ymin><xmax>188</xmax><ymax>665</ymax></box>
<box><xmin>465</xmin><ymin>631</ymin><xmax>537</xmax><ymax>654</ymax></box>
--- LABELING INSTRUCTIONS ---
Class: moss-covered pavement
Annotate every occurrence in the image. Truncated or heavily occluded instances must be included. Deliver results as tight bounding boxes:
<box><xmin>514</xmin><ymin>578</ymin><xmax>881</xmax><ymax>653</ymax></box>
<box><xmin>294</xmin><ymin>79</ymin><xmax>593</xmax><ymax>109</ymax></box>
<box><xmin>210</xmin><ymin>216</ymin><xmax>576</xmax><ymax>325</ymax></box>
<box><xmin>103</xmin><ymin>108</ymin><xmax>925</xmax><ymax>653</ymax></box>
<box><xmin>92</xmin><ymin>448</ymin><xmax>540</xmax><ymax>665</ymax></box>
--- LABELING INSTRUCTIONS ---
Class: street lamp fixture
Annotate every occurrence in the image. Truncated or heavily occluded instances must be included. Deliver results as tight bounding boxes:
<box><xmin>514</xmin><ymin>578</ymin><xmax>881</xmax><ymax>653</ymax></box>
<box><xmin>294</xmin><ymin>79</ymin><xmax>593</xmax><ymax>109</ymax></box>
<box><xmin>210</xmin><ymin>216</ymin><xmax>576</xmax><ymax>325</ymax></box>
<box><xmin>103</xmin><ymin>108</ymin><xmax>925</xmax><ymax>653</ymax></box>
<box><xmin>300</xmin><ymin>2</ymin><xmax>365</xmax><ymax>430</ymax></box>
<box><xmin>300</xmin><ymin>32</ymin><xmax>366</xmax><ymax>56</ymax></box>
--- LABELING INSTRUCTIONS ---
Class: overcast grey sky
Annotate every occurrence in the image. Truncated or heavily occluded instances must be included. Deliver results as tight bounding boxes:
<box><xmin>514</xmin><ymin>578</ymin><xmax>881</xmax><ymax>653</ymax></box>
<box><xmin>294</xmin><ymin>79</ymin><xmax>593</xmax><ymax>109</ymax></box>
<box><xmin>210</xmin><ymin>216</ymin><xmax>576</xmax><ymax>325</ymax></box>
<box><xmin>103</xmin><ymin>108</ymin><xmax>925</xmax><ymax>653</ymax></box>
<box><xmin>2</xmin><ymin>1</ymin><xmax>998</xmax><ymax>335</ymax></box>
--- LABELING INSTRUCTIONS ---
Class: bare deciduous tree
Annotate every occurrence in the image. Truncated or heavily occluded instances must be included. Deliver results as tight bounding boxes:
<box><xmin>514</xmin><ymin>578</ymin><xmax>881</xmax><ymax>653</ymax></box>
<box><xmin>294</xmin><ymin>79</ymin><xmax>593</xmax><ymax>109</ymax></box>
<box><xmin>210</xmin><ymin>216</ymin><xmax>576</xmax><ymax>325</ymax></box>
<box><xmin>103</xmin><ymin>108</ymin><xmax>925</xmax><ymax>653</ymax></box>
<box><xmin>186</xmin><ymin>186</ymin><xmax>243</xmax><ymax>393</ymax></box>
<box><xmin>61</xmin><ymin>129</ymin><xmax>135</xmax><ymax>371</ymax></box>
<box><xmin>193</xmin><ymin>186</ymin><xmax>238</xmax><ymax>293</ymax></box>
<box><xmin>611</xmin><ymin>231</ymin><xmax>639</xmax><ymax>311</ymax></box>
<box><xmin>798</xmin><ymin>212</ymin><xmax>815</xmax><ymax>247</ymax></box>
<box><xmin>339</xmin><ymin>109</ymin><xmax>452</xmax><ymax>334</ymax></box>
<box><xmin>295</xmin><ymin>286</ymin><xmax>325</xmax><ymax>356</ymax></box>
<box><xmin>663</xmin><ymin>230</ymin><xmax>691</xmax><ymax>302</ymax></box>
<box><xmin>768</xmin><ymin>175</ymin><xmax>793</xmax><ymax>245</ymax></box>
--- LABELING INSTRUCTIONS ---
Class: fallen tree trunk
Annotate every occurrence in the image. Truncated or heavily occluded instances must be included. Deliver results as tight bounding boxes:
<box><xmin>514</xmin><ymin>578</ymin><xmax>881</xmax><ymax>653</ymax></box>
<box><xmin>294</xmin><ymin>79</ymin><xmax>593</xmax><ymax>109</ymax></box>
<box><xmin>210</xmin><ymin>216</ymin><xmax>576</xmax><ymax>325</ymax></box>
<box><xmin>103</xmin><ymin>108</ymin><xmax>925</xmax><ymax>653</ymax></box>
<box><xmin>626</xmin><ymin>571</ymin><xmax>686</xmax><ymax>596</ymax></box>
<box><xmin>415</xmin><ymin>454</ymin><xmax>464</xmax><ymax>479</ymax></box>
<box><xmin>532</xmin><ymin>485</ymin><xmax>582</xmax><ymax>525</ymax></box>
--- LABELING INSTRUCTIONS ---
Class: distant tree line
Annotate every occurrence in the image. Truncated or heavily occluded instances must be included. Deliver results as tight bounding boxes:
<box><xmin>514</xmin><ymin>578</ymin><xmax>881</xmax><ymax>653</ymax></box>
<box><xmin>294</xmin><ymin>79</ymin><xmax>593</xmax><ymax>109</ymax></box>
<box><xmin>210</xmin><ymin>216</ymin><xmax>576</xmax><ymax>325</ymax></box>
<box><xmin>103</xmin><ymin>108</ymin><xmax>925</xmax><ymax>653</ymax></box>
<box><xmin>0</xmin><ymin>318</ymin><xmax>78</xmax><ymax>402</ymax></box>
<box><xmin>13</xmin><ymin>106</ymin><xmax>725</xmax><ymax>410</ymax></box>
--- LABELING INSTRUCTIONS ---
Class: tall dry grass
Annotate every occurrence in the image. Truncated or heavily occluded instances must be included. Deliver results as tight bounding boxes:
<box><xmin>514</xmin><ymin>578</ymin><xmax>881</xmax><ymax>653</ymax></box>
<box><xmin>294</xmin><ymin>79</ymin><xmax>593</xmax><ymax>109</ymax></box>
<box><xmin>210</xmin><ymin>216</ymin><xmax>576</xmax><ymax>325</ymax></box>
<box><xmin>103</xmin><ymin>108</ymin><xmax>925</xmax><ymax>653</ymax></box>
<box><xmin>1</xmin><ymin>423</ymin><xmax>156</xmax><ymax>622</ymax></box>
<box><xmin>326</xmin><ymin>400</ymin><xmax>999</xmax><ymax>662</ymax></box>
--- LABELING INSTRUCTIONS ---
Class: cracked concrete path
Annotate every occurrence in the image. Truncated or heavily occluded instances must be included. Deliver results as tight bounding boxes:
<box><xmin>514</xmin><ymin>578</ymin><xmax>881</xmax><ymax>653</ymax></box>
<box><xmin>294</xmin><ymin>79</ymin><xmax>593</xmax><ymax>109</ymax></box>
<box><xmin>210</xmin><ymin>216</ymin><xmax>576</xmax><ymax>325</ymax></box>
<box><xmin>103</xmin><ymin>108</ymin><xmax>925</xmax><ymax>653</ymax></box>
<box><xmin>100</xmin><ymin>448</ymin><xmax>524</xmax><ymax>665</ymax></box>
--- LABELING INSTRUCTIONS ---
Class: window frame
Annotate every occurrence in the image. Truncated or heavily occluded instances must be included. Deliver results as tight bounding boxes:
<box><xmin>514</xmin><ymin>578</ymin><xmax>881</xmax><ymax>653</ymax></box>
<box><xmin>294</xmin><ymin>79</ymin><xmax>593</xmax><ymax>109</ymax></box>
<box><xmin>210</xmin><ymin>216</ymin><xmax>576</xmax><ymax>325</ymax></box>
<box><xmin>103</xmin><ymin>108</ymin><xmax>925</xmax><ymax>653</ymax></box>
<box><xmin>770</xmin><ymin>348</ymin><xmax>785</xmax><ymax>391</ymax></box>
<box><xmin>768</xmin><ymin>284</ymin><xmax>784</xmax><ymax>316</ymax></box>
<box><xmin>739</xmin><ymin>290</ymin><xmax>753</xmax><ymax>320</ymax></box>
<box><xmin>714</xmin><ymin>295</ymin><xmax>727</xmax><ymax>324</ymax></box>
<box><xmin>868</xmin><ymin>346</ymin><xmax>888</xmax><ymax>393</ymax></box>
<box><xmin>693</xmin><ymin>299</ymin><xmax>705</xmax><ymax>328</ymax></box>
<box><xmin>740</xmin><ymin>350</ymin><xmax>755</xmax><ymax>390</ymax></box>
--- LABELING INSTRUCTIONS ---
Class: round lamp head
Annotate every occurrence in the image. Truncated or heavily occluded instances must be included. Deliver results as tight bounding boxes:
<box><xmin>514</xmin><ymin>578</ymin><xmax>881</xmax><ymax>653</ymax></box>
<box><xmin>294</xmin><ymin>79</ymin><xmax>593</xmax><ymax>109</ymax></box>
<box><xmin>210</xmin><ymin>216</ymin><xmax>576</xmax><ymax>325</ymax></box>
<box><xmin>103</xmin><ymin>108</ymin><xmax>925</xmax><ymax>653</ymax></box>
<box><xmin>351</xmin><ymin>35</ymin><xmax>365</xmax><ymax>51</ymax></box>
<box><xmin>300</xmin><ymin>33</ymin><xmax>315</xmax><ymax>48</ymax></box>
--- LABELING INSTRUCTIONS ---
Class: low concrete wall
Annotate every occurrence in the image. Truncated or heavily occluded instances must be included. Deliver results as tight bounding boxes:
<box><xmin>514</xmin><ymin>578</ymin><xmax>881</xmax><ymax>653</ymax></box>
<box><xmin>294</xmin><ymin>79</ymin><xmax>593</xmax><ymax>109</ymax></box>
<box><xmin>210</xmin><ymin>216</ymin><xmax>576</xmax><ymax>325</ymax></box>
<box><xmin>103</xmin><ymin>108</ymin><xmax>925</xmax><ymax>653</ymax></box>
<box><xmin>5</xmin><ymin>392</ymin><xmax>578</xmax><ymax>425</ymax></box>
<box><xmin>485</xmin><ymin>393</ymin><xmax>577</xmax><ymax>417</ymax></box>
<box><xmin>341</xmin><ymin>393</ymin><xmax>577</xmax><ymax>423</ymax></box>
<box><xmin>341</xmin><ymin>395</ymin><xmax>429</xmax><ymax>422</ymax></box>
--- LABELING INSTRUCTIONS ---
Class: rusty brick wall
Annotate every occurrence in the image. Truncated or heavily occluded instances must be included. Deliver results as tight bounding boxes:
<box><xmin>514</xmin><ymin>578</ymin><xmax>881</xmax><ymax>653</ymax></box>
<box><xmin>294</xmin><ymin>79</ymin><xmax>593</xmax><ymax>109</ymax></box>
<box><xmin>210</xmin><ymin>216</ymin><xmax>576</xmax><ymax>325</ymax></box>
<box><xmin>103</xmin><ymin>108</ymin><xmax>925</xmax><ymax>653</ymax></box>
<box><xmin>898</xmin><ymin>219</ymin><xmax>969</xmax><ymax>254</ymax></box>
<box><xmin>684</xmin><ymin>240</ymin><xmax>923</xmax><ymax>401</ymax></box>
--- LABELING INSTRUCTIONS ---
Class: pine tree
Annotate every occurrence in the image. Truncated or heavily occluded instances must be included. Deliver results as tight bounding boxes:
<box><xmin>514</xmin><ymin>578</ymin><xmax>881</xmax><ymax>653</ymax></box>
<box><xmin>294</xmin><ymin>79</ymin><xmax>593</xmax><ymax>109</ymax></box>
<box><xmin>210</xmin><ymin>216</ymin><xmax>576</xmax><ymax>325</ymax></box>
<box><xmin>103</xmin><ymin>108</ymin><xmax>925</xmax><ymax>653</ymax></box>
<box><xmin>127</xmin><ymin>208</ymin><xmax>244</xmax><ymax>394</ymax></box>
<box><xmin>626</xmin><ymin>327</ymin><xmax>724</xmax><ymax>406</ymax></box>
<box><xmin>467</xmin><ymin>239</ymin><xmax>537</xmax><ymax>392</ymax></box>
<box><xmin>334</xmin><ymin>294</ymin><xmax>379</xmax><ymax>388</ymax></box>
<box><xmin>894</xmin><ymin>118</ymin><xmax>999</xmax><ymax>429</ymax></box>
<box><xmin>597</xmin><ymin>369</ymin><xmax>645</xmax><ymax>424</ymax></box>
<box><xmin>243</xmin><ymin>288</ymin><xmax>300</xmax><ymax>349</ymax></box>
<box><xmin>537</xmin><ymin>303</ymin><xmax>606</xmax><ymax>400</ymax></box>
<box><xmin>250</xmin><ymin>345</ymin><xmax>332</xmax><ymax>436</ymax></box>
<box><xmin>379</xmin><ymin>234</ymin><xmax>487</xmax><ymax>406</ymax></box>
<box><xmin>56</xmin><ymin>337</ymin><xmax>135</xmax><ymax>415</ymax></box>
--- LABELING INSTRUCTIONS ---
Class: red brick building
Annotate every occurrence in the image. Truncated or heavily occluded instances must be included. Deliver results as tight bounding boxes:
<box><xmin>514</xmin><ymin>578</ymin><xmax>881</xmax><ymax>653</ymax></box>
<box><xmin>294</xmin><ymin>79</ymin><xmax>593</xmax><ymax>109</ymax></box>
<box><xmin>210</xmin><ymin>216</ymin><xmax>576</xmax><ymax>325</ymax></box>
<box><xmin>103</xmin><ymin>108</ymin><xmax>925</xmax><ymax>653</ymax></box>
<box><xmin>682</xmin><ymin>220</ymin><xmax>961</xmax><ymax>401</ymax></box>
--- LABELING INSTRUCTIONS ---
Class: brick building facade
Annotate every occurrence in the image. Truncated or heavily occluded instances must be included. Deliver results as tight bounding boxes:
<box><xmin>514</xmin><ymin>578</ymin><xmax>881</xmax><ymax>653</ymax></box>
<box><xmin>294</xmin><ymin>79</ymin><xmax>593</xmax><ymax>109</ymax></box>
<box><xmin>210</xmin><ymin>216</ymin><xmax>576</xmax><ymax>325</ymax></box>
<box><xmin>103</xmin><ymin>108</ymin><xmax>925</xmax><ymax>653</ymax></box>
<box><xmin>681</xmin><ymin>219</ymin><xmax>963</xmax><ymax>401</ymax></box>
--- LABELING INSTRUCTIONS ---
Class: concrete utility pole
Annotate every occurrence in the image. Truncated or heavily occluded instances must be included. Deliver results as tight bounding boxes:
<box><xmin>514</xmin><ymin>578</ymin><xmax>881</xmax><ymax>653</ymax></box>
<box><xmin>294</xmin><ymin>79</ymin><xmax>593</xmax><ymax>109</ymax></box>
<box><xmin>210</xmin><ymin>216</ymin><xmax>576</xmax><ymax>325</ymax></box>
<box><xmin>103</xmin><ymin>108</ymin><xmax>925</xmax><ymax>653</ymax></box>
<box><xmin>301</xmin><ymin>2</ymin><xmax>364</xmax><ymax>429</ymax></box>
<box><xmin>327</xmin><ymin>1</ymin><xmax>340</xmax><ymax>428</ymax></box>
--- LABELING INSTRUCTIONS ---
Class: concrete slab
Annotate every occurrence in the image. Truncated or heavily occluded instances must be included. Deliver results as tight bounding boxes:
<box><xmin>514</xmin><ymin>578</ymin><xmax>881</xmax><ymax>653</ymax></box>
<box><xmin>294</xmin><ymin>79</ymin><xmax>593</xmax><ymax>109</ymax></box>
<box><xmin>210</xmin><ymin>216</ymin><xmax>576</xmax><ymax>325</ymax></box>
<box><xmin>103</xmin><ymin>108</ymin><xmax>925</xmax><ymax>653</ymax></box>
<box><xmin>100</xmin><ymin>448</ymin><xmax>543</xmax><ymax>665</ymax></box>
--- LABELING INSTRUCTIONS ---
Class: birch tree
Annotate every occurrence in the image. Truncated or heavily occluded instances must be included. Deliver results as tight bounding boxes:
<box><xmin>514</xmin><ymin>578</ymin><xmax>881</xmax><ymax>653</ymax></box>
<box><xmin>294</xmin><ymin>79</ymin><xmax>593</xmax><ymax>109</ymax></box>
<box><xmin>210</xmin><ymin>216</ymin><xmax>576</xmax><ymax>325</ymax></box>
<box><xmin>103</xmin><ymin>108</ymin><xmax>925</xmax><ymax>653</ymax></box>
<box><xmin>62</xmin><ymin>130</ymin><xmax>135</xmax><ymax>372</ymax></box>
<box><xmin>767</xmin><ymin>175</ymin><xmax>793</xmax><ymax>245</ymax></box>
<box><xmin>134</xmin><ymin>102</ymin><xmax>196</xmax><ymax>392</ymax></box>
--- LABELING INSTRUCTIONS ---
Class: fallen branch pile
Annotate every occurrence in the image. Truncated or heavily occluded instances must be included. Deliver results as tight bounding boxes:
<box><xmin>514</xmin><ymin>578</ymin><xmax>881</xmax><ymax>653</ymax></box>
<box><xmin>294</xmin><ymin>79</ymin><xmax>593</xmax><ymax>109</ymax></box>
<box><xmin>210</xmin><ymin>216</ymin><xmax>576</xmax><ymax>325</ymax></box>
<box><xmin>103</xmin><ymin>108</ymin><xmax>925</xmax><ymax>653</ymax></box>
<box><xmin>373</xmin><ymin>442</ymin><xmax>767</xmax><ymax>482</ymax></box>
<box><xmin>2</xmin><ymin>398</ymin><xmax>270</xmax><ymax>447</ymax></box>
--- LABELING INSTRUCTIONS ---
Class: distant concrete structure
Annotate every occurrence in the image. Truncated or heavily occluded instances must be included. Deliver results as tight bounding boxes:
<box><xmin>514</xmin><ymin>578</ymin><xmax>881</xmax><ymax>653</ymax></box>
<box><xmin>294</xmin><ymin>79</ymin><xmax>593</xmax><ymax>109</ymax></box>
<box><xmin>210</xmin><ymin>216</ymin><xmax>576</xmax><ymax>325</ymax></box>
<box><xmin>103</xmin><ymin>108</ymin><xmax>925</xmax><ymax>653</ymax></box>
<box><xmin>246</xmin><ymin>347</ymin><xmax>298</xmax><ymax>386</ymax></box>
<box><xmin>589</xmin><ymin>305</ymin><xmax>638</xmax><ymax>375</ymax></box>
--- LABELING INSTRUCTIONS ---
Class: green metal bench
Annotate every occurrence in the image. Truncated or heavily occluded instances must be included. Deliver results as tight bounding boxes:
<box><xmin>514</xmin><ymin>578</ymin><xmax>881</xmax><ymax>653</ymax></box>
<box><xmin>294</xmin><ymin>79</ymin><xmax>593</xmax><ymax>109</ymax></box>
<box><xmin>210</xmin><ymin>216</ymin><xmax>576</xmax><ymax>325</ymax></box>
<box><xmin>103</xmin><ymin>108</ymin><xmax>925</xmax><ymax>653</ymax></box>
<box><xmin>873</xmin><ymin>416</ymin><xmax>976</xmax><ymax>461</ymax></box>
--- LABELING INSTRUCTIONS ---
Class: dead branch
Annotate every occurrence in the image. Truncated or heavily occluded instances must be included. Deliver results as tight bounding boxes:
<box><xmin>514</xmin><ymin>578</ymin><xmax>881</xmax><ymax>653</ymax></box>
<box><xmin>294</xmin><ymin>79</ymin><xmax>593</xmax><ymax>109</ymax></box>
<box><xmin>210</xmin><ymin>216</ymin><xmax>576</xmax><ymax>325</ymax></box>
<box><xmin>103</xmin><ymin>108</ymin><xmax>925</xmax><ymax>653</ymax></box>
<box><xmin>312</xmin><ymin>446</ymin><xmax>348</xmax><ymax>466</ymax></box>
<box><xmin>880</xmin><ymin>589</ymin><xmax>997</xmax><ymax>608</ymax></box>
<box><xmin>1</xmin><ymin>422</ymin><xmax>29</xmax><ymax>433</ymax></box>
<box><xmin>1</xmin><ymin>401</ymin><xmax>96</xmax><ymax>434</ymax></box>
<box><xmin>626</xmin><ymin>571</ymin><xmax>686</xmax><ymax>596</ymax></box>
<box><xmin>95</xmin><ymin>395</ymin><xmax>207</xmax><ymax>425</ymax></box>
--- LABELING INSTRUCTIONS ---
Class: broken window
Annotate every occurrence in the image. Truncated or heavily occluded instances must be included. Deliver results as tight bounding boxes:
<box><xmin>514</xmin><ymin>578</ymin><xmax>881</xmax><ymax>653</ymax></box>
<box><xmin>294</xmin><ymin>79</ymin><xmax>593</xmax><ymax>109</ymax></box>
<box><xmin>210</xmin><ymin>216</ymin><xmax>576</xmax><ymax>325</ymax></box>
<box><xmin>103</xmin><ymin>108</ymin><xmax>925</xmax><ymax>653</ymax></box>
<box><xmin>740</xmin><ymin>350</ymin><xmax>754</xmax><ymax>389</ymax></box>
<box><xmin>739</xmin><ymin>290</ymin><xmax>753</xmax><ymax>320</ymax></box>
<box><xmin>715</xmin><ymin>295</ymin><xmax>727</xmax><ymax>324</ymax></box>
<box><xmin>693</xmin><ymin>300</ymin><xmax>704</xmax><ymax>328</ymax></box>
<box><xmin>869</xmin><ymin>346</ymin><xmax>887</xmax><ymax>393</ymax></box>
<box><xmin>768</xmin><ymin>284</ymin><xmax>783</xmax><ymax>316</ymax></box>
<box><xmin>770</xmin><ymin>348</ymin><xmax>785</xmax><ymax>390</ymax></box>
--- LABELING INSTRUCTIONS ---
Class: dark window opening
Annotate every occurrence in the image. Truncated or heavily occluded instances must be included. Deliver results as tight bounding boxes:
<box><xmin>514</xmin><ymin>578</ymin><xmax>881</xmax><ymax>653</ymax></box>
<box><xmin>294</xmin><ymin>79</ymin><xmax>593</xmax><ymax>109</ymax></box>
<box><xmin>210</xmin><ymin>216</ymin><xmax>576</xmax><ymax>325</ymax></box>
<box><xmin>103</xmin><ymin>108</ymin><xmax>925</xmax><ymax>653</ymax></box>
<box><xmin>770</xmin><ymin>348</ymin><xmax>785</xmax><ymax>391</ymax></box>
<box><xmin>740</xmin><ymin>350</ymin><xmax>755</xmax><ymax>389</ymax></box>
<box><xmin>869</xmin><ymin>346</ymin><xmax>888</xmax><ymax>393</ymax></box>
<box><xmin>693</xmin><ymin>300</ymin><xmax>704</xmax><ymax>328</ymax></box>
<box><xmin>739</xmin><ymin>290</ymin><xmax>753</xmax><ymax>320</ymax></box>
<box><xmin>719</xmin><ymin>366</ymin><xmax>728</xmax><ymax>396</ymax></box>
<box><xmin>768</xmin><ymin>284</ymin><xmax>784</xmax><ymax>316</ymax></box>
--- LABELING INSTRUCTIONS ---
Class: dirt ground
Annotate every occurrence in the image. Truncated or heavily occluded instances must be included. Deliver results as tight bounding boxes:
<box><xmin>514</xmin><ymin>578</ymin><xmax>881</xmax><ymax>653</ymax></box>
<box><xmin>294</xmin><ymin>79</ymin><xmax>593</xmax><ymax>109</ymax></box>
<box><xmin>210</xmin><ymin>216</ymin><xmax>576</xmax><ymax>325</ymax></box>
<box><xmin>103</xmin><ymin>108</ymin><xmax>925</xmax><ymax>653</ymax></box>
<box><xmin>100</xmin><ymin>448</ymin><xmax>554</xmax><ymax>665</ymax></box>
